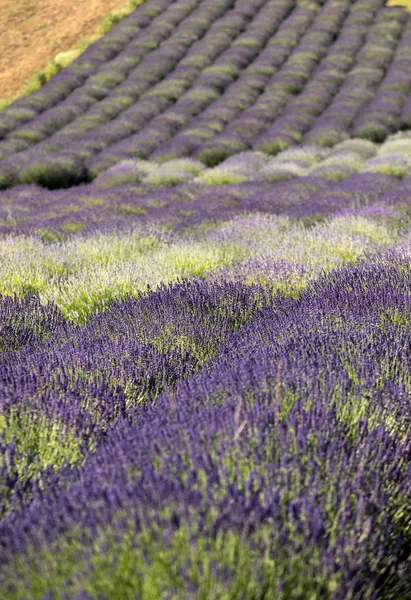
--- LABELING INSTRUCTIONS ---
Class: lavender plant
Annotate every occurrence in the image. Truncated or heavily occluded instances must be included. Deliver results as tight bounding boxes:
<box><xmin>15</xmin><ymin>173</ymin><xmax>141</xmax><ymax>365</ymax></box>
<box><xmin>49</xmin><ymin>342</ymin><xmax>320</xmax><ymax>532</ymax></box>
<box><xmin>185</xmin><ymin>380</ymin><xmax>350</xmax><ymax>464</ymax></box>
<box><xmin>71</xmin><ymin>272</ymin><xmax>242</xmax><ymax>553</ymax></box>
<box><xmin>0</xmin><ymin>254</ymin><xmax>410</xmax><ymax>598</ymax></box>
<box><xmin>0</xmin><ymin>1</ymin><xmax>410</xmax><ymax>596</ymax></box>
<box><xmin>0</xmin><ymin>0</ymin><xmax>410</xmax><ymax>188</ymax></box>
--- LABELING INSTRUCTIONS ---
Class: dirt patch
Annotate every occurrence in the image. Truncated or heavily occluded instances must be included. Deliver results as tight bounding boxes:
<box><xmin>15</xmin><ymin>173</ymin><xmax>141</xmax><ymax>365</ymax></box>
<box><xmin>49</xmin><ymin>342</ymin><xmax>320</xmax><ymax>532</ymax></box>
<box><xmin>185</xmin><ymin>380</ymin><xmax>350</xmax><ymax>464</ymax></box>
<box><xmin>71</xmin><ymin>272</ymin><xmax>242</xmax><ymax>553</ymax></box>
<box><xmin>0</xmin><ymin>0</ymin><xmax>135</xmax><ymax>100</ymax></box>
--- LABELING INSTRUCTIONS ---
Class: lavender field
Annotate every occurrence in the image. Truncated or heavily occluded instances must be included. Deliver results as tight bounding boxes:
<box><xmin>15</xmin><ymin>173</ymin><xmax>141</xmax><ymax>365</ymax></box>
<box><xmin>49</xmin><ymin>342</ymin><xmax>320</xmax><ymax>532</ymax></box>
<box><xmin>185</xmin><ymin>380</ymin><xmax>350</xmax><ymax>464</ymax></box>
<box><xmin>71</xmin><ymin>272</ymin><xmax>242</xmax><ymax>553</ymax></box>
<box><xmin>1</xmin><ymin>0</ymin><xmax>411</xmax><ymax>598</ymax></box>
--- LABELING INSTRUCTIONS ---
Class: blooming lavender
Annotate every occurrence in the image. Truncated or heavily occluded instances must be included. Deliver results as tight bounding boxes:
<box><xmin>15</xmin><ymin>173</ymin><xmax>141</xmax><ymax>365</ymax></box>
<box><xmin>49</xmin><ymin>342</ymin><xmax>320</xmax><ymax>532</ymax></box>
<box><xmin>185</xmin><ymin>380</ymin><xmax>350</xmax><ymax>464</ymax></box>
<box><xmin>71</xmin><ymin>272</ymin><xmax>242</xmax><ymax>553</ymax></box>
<box><xmin>0</xmin><ymin>254</ymin><xmax>410</xmax><ymax>598</ymax></box>
<box><xmin>0</xmin><ymin>0</ymin><xmax>409</xmax><ymax>187</ymax></box>
<box><xmin>0</xmin><ymin>1</ymin><xmax>410</xmax><ymax>597</ymax></box>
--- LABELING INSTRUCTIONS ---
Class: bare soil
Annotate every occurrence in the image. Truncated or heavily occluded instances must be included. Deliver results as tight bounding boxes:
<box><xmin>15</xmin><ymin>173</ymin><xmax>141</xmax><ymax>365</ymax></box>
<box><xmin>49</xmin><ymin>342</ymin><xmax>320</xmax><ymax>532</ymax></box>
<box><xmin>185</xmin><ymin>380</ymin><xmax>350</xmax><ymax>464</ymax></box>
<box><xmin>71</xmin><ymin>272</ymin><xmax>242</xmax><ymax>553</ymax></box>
<box><xmin>0</xmin><ymin>0</ymin><xmax>131</xmax><ymax>100</ymax></box>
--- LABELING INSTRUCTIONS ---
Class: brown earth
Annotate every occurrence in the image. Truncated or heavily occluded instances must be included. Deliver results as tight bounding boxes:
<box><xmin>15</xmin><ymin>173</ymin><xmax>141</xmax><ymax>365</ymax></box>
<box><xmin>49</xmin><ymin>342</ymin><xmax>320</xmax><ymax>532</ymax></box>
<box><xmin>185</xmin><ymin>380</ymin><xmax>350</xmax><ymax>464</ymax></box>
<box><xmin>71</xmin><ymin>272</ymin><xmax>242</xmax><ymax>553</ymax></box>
<box><xmin>0</xmin><ymin>0</ymin><xmax>133</xmax><ymax>100</ymax></box>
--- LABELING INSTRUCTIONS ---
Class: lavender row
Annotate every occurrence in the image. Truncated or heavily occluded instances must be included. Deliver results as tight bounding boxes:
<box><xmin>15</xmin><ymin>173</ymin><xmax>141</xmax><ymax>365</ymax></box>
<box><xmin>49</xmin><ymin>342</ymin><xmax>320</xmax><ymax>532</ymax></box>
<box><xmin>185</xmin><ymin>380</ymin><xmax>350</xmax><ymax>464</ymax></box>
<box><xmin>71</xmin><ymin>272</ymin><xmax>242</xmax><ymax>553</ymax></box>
<box><xmin>0</xmin><ymin>256</ymin><xmax>410</xmax><ymax>597</ymax></box>
<box><xmin>0</xmin><ymin>0</ymin><xmax>200</xmax><ymax>156</ymax></box>
<box><xmin>35</xmin><ymin>0</ymin><xmax>299</xmax><ymax>181</ymax></box>
<box><xmin>146</xmin><ymin>133</ymin><xmax>410</xmax><ymax>184</ymax></box>
<box><xmin>305</xmin><ymin>6</ymin><xmax>409</xmax><ymax>146</ymax></box>
<box><xmin>1</xmin><ymin>0</ymin><xmax>411</xmax><ymax>188</ymax></box>
<box><xmin>0</xmin><ymin>169</ymin><xmax>405</xmax><ymax>237</ymax></box>
<box><xmin>0</xmin><ymin>280</ymin><xmax>271</xmax><ymax>517</ymax></box>
<box><xmin>0</xmin><ymin>0</ymin><xmax>237</xmax><ymax>186</ymax></box>
<box><xmin>191</xmin><ymin>0</ymin><xmax>354</xmax><ymax>164</ymax></box>
<box><xmin>24</xmin><ymin>0</ymin><xmax>242</xmax><ymax>151</ymax></box>
<box><xmin>253</xmin><ymin>0</ymin><xmax>385</xmax><ymax>153</ymax></box>
<box><xmin>146</xmin><ymin>0</ymin><xmax>319</xmax><ymax>165</ymax></box>
<box><xmin>0</xmin><ymin>208</ymin><xmax>399</xmax><ymax>328</ymax></box>
<box><xmin>351</xmin><ymin>14</ymin><xmax>411</xmax><ymax>141</ymax></box>
<box><xmin>92</xmin><ymin>0</ymin><xmax>410</xmax><ymax>170</ymax></box>
<box><xmin>151</xmin><ymin>0</ymin><xmax>348</xmax><ymax>165</ymax></box>
<box><xmin>83</xmin><ymin>0</ymin><xmax>294</xmax><ymax>173</ymax></box>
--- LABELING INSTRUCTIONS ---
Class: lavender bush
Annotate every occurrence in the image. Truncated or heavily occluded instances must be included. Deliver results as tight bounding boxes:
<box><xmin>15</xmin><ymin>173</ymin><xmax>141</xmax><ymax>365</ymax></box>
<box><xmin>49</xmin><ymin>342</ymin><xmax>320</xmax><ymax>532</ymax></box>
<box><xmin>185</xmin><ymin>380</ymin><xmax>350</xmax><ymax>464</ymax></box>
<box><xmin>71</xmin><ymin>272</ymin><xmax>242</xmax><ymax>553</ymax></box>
<box><xmin>0</xmin><ymin>0</ymin><xmax>410</xmax><ymax>187</ymax></box>
<box><xmin>0</xmin><ymin>0</ymin><xmax>410</xmax><ymax>597</ymax></box>
<box><xmin>0</xmin><ymin>252</ymin><xmax>411</xmax><ymax>598</ymax></box>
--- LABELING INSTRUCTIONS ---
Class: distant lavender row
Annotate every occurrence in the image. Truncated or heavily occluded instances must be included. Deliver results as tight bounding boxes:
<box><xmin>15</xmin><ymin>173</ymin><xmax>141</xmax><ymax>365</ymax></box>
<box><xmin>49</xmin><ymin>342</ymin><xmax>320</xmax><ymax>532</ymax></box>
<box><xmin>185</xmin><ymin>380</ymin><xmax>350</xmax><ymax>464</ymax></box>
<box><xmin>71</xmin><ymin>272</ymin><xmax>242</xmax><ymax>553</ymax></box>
<box><xmin>0</xmin><ymin>0</ymin><xmax>293</xmax><ymax>187</ymax></box>
<box><xmin>254</xmin><ymin>1</ymin><xmax>406</xmax><ymax>153</ymax></box>
<box><xmin>0</xmin><ymin>254</ymin><xmax>410</xmax><ymax>597</ymax></box>
<box><xmin>90</xmin><ymin>132</ymin><xmax>411</xmax><ymax>189</ymax></box>
<box><xmin>305</xmin><ymin>6</ymin><xmax>411</xmax><ymax>145</ymax></box>
<box><xmin>9</xmin><ymin>0</ymin><xmax>267</xmax><ymax>152</ymax></box>
<box><xmin>92</xmin><ymin>0</ymin><xmax>321</xmax><ymax>170</ymax></box>
<box><xmin>99</xmin><ymin>0</ymin><xmax>354</xmax><ymax>167</ymax></box>
<box><xmin>0</xmin><ymin>167</ymin><xmax>408</xmax><ymax>238</ymax></box>
<box><xmin>0</xmin><ymin>0</ymin><xmax>411</xmax><ymax>189</ymax></box>
<box><xmin>188</xmin><ymin>0</ymin><xmax>382</xmax><ymax>162</ymax></box>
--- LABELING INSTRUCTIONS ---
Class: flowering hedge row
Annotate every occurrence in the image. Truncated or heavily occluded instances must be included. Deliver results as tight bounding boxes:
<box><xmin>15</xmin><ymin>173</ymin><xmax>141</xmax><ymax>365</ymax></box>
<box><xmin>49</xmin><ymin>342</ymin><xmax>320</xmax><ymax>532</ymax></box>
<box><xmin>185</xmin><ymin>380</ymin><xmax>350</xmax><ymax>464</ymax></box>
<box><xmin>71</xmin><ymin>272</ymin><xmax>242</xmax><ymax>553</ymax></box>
<box><xmin>0</xmin><ymin>1</ymin><xmax>410</xmax><ymax>596</ymax></box>
<box><xmin>1</xmin><ymin>248</ymin><xmax>411</xmax><ymax>598</ymax></box>
<box><xmin>0</xmin><ymin>0</ymin><xmax>410</xmax><ymax>189</ymax></box>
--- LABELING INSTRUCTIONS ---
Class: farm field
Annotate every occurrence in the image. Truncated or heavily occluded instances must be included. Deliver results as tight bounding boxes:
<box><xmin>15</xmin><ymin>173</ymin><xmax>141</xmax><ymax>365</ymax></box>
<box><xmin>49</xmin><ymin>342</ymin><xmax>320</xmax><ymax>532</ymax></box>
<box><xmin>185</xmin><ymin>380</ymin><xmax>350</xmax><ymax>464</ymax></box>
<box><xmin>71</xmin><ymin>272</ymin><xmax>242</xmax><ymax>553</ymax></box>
<box><xmin>0</xmin><ymin>0</ymin><xmax>411</xmax><ymax>598</ymax></box>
